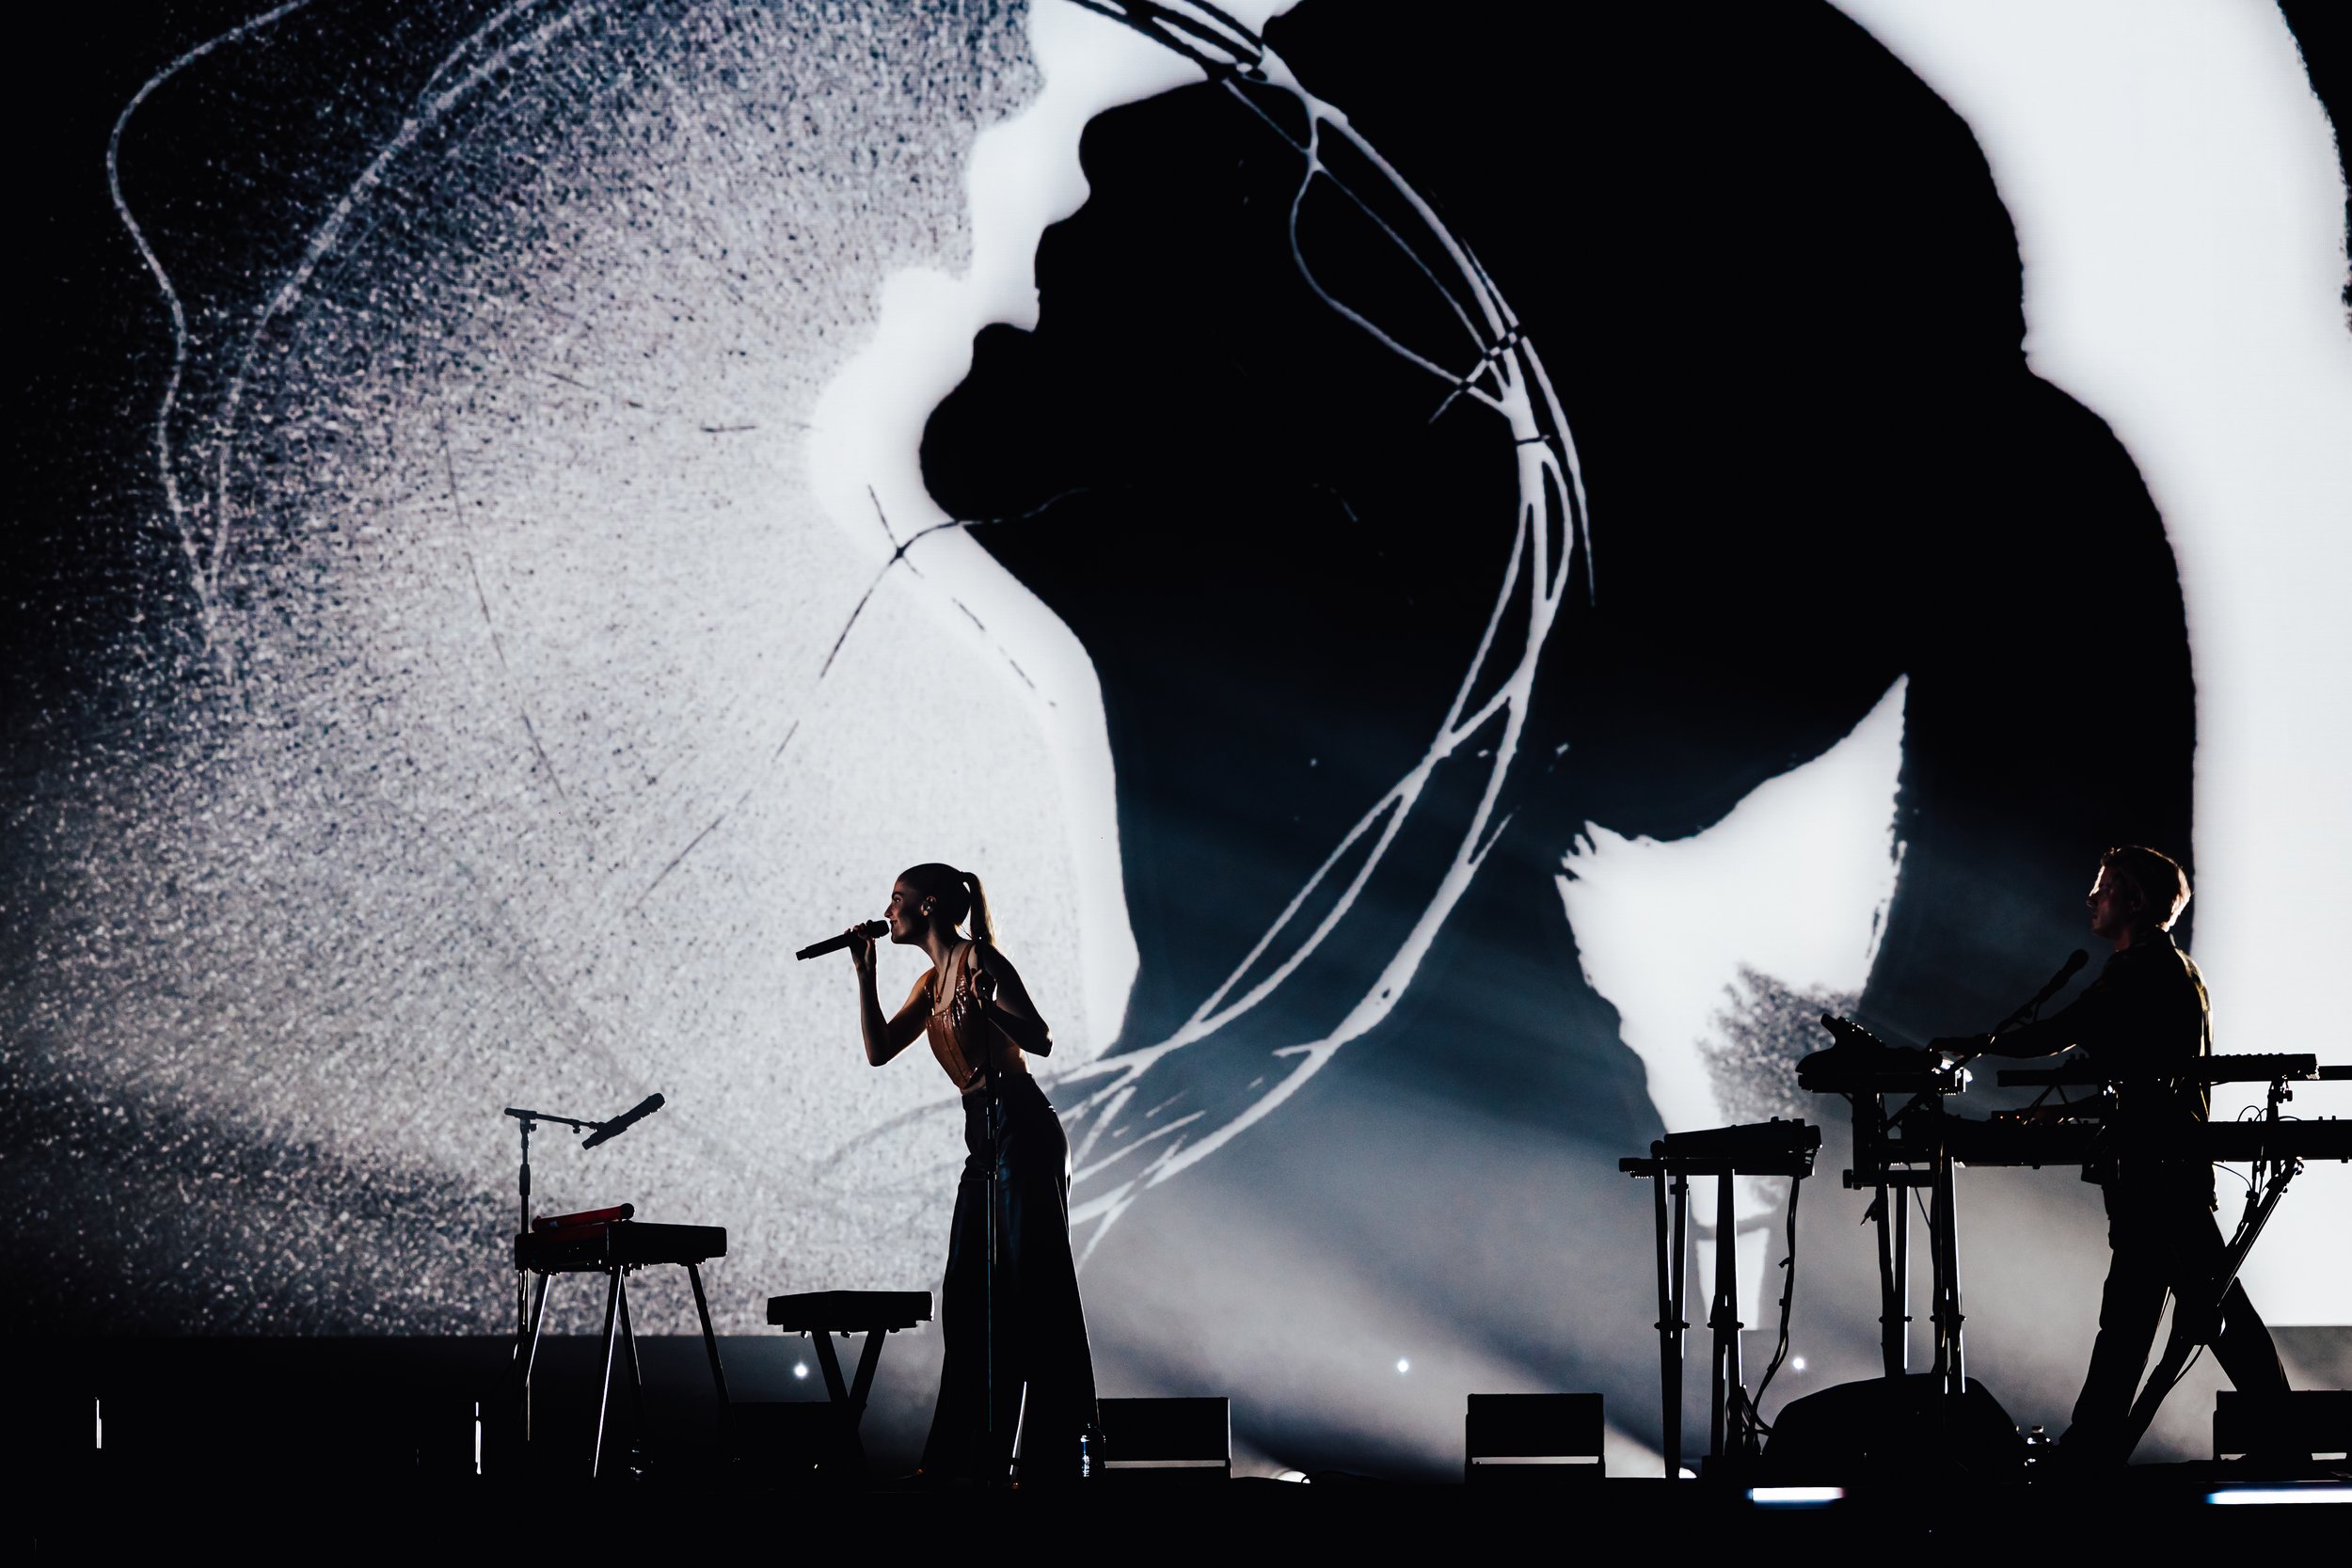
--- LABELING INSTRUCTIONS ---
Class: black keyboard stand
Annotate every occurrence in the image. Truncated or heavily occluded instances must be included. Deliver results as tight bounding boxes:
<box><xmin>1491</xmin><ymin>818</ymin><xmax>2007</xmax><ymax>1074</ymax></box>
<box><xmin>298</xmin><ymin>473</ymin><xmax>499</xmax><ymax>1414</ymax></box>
<box><xmin>514</xmin><ymin>1251</ymin><xmax>730</xmax><ymax>1481</ymax></box>
<box><xmin>1617</xmin><ymin>1153</ymin><xmax>1693</xmax><ymax>1476</ymax></box>
<box><xmin>2116</xmin><ymin>1081</ymin><xmax>2311</xmax><ymax>1459</ymax></box>
<box><xmin>1621</xmin><ymin>1127</ymin><xmax>1817</xmax><ymax>1478</ymax></box>
<box><xmin>806</xmin><ymin>1328</ymin><xmax>886</xmax><ymax>1478</ymax></box>
<box><xmin>1798</xmin><ymin>1022</ymin><xmax>1972</xmax><ymax>1401</ymax></box>
<box><xmin>765</xmin><ymin>1291</ymin><xmax>933</xmax><ymax>1481</ymax></box>
<box><xmin>1618</xmin><ymin>1123</ymin><xmax>1816</xmax><ymax>1476</ymax></box>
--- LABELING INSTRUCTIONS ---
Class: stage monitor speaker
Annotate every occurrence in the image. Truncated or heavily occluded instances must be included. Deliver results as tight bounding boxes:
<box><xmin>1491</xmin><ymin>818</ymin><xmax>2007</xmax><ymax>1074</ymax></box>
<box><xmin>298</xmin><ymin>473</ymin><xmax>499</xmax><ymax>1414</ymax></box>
<box><xmin>2215</xmin><ymin>1389</ymin><xmax>2351</xmax><ymax>1461</ymax></box>
<box><xmin>1465</xmin><ymin>1393</ymin><xmax>1604</xmax><ymax>1485</ymax></box>
<box><xmin>1097</xmin><ymin>1396</ymin><xmax>1230</xmax><ymax>1483</ymax></box>
<box><xmin>1761</xmin><ymin>1374</ymin><xmax>2024</xmax><ymax>1481</ymax></box>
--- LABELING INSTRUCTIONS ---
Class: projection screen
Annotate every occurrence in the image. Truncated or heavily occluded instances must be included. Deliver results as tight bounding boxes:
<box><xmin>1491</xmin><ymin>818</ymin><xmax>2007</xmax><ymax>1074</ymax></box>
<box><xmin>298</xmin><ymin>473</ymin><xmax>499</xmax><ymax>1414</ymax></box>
<box><xmin>5</xmin><ymin>0</ymin><xmax>2345</xmax><ymax>1473</ymax></box>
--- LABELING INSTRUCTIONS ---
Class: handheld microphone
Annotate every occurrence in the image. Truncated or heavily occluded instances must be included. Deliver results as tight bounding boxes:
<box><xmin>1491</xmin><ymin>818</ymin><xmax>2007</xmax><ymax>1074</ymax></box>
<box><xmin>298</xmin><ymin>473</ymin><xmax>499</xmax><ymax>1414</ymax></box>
<box><xmin>796</xmin><ymin>920</ymin><xmax>888</xmax><ymax>961</ymax></box>
<box><xmin>580</xmin><ymin>1092</ymin><xmax>665</xmax><ymax>1149</ymax></box>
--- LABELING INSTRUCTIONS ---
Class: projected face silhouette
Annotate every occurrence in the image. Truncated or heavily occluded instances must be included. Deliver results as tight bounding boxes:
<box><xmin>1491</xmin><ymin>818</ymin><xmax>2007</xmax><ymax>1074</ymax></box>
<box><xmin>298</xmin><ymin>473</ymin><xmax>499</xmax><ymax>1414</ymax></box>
<box><xmin>915</xmin><ymin>0</ymin><xmax>2195</xmax><ymax>1456</ymax></box>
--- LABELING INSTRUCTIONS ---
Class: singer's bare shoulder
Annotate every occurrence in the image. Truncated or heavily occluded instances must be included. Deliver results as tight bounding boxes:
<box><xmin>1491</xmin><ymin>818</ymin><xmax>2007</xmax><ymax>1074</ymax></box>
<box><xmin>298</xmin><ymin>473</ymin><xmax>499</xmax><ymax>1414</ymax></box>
<box><xmin>968</xmin><ymin>940</ymin><xmax>1051</xmax><ymax>1049</ymax></box>
<box><xmin>966</xmin><ymin>939</ymin><xmax>1020</xmax><ymax>991</ymax></box>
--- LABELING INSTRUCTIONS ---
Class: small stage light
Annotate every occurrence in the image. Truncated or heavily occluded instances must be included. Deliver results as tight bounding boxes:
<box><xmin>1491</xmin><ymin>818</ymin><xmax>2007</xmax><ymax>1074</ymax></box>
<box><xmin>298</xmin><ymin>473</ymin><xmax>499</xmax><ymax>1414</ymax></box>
<box><xmin>1748</xmin><ymin>1486</ymin><xmax>1843</xmax><ymax>1508</ymax></box>
<box><xmin>793</xmin><ymin>1363</ymin><xmax>809</xmax><ymax>1379</ymax></box>
<box><xmin>1790</xmin><ymin>1356</ymin><xmax>1806</xmax><ymax>1371</ymax></box>
<box><xmin>1394</xmin><ymin>1358</ymin><xmax>1410</xmax><ymax>1374</ymax></box>
<box><xmin>2206</xmin><ymin>1485</ymin><xmax>2352</xmax><ymax>1505</ymax></box>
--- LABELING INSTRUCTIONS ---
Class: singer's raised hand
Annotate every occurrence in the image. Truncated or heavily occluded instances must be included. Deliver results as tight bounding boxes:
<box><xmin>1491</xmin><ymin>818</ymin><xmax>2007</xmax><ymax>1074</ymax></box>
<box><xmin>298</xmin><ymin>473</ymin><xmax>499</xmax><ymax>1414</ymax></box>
<box><xmin>855</xmin><ymin>928</ymin><xmax>929</xmax><ymax>1068</ymax></box>
<box><xmin>949</xmin><ymin>966</ymin><xmax>996</xmax><ymax>1031</ymax></box>
<box><xmin>962</xmin><ymin>943</ymin><xmax>1053</xmax><ymax>1057</ymax></box>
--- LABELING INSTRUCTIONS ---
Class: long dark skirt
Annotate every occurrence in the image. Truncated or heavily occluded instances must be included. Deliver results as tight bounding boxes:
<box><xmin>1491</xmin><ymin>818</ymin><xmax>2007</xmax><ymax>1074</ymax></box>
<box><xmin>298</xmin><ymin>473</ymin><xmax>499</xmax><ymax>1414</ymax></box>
<box><xmin>920</xmin><ymin>1074</ymin><xmax>1099</xmax><ymax>1482</ymax></box>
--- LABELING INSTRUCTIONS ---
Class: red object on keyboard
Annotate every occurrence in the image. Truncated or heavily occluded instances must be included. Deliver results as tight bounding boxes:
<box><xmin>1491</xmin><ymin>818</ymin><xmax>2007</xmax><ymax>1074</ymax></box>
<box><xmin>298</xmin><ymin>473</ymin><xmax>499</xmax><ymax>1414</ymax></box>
<box><xmin>532</xmin><ymin>1203</ymin><xmax>635</xmax><ymax>1232</ymax></box>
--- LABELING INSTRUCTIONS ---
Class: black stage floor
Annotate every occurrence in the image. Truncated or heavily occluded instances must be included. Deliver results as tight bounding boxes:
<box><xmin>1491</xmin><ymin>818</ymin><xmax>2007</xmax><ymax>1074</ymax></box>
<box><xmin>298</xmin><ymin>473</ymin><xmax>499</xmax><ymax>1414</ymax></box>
<box><xmin>19</xmin><ymin>1336</ymin><xmax>2346</xmax><ymax>1549</ymax></box>
<box><xmin>23</xmin><ymin>1468</ymin><xmax>2351</xmax><ymax>1554</ymax></box>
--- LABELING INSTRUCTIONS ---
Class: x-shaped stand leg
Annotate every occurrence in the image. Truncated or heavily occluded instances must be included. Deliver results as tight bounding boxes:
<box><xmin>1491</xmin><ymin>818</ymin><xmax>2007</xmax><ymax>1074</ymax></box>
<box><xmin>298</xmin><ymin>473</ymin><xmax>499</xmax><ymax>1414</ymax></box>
<box><xmin>805</xmin><ymin>1330</ymin><xmax>890</xmax><ymax>1480</ymax></box>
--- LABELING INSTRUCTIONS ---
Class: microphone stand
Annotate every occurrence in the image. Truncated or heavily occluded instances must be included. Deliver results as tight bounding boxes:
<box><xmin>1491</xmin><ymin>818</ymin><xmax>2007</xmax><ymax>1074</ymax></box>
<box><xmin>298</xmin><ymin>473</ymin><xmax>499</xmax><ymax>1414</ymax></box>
<box><xmin>1987</xmin><ymin>994</ymin><xmax>2046</xmax><ymax>1037</ymax></box>
<box><xmin>503</xmin><ymin>1106</ymin><xmax>602</xmax><ymax>1334</ymax></box>
<box><xmin>502</xmin><ymin>1103</ymin><xmax>601</xmax><ymax>1460</ymax></box>
<box><xmin>1909</xmin><ymin>962</ymin><xmax>2079</xmax><ymax>1417</ymax></box>
<box><xmin>949</xmin><ymin>954</ymin><xmax>1027</xmax><ymax>1484</ymax></box>
<box><xmin>1920</xmin><ymin>972</ymin><xmax>2078</xmax><ymax>1402</ymax></box>
<box><xmin>982</xmin><ymin>1057</ymin><xmax>1003</xmax><ymax>1482</ymax></box>
<box><xmin>1986</xmin><ymin>954</ymin><xmax>2088</xmax><ymax>1038</ymax></box>
<box><xmin>969</xmin><ymin>970</ymin><xmax>1008</xmax><ymax>1485</ymax></box>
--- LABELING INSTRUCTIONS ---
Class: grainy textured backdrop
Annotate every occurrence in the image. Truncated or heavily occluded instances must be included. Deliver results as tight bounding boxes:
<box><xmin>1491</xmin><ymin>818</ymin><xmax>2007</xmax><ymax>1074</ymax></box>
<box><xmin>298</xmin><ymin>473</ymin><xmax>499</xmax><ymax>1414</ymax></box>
<box><xmin>8</xmin><ymin>0</ymin><xmax>1083</xmax><ymax>1337</ymax></box>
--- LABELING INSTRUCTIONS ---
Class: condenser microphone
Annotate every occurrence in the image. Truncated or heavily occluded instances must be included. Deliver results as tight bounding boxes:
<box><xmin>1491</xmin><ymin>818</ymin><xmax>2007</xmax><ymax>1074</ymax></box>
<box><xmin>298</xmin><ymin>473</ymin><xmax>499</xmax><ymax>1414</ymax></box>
<box><xmin>580</xmin><ymin>1093</ymin><xmax>665</xmax><ymax>1149</ymax></box>
<box><xmin>796</xmin><ymin>920</ymin><xmax>888</xmax><ymax>961</ymax></box>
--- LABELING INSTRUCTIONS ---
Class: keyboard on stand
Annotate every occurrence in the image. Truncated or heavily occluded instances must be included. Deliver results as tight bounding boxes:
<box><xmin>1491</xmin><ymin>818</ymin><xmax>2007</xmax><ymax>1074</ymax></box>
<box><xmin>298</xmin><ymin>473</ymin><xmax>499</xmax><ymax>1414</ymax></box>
<box><xmin>513</xmin><ymin>1208</ymin><xmax>732</xmax><ymax>1481</ymax></box>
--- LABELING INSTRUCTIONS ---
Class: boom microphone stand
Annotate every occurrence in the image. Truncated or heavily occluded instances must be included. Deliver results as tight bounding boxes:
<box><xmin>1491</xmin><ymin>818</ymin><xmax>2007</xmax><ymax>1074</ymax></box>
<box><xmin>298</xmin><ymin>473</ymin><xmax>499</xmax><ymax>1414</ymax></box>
<box><xmin>502</xmin><ymin>1101</ymin><xmax>628</xmax><ymax>1459</ymax></box>
<box><xmin>504</xmin><ymin>1106</ymin><xmax>600</xmax><ymax>1339</ymax></box>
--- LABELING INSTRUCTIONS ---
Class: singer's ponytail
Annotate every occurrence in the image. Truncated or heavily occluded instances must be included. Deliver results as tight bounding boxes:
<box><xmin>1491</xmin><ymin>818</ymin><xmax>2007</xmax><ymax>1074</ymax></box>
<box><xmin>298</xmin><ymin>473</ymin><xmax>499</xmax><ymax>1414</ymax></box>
<box><xmin>962</xmin><ymin>870</ymin><xmax>994</xmax><ymax>948</ymax></box>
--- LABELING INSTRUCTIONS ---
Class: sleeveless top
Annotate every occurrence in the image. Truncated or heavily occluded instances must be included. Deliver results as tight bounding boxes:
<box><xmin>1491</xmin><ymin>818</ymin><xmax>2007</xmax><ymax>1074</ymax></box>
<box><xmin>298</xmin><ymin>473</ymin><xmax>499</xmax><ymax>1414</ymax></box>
<box><xmin>906</xmin><ymin>940</ymin><xmax>1028</xmax><ymax>1097</ymax></box>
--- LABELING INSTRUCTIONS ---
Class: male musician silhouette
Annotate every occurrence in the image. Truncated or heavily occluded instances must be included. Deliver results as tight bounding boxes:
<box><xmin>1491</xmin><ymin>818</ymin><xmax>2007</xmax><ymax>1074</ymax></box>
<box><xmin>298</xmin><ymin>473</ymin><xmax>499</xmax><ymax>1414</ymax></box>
<box><xmin>1979</xmin><ymin>847</ymin><xmax>2289</xmax><ymax>1463</ymax></box>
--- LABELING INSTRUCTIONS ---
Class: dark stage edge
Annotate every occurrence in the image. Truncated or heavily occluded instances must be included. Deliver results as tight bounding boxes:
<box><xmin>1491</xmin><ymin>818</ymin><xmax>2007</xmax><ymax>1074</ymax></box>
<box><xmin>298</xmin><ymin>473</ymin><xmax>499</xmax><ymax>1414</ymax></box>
<box><xmin>21</xmin><ymin>1471</ymin><xmax>2352</xmax><ymax>1552</ymax></box>
<box><xmin>18</xmin><ymin>1337</ymin><xmax>2348</xmax><ymax>1546</ymax></box>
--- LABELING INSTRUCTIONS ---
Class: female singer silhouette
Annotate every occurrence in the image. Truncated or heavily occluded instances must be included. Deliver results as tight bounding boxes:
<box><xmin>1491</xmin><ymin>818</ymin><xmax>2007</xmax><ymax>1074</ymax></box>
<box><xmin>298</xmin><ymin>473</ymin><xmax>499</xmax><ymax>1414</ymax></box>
<box><xmin>841</xmin><ymin>863</ymin><xmax>1100</xmax><ymax>1482</ymax></box>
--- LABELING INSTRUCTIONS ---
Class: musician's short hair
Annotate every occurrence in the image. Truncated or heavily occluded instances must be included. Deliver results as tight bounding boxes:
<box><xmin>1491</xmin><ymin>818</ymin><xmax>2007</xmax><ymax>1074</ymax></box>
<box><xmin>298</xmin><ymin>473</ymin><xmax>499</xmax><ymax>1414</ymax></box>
<box><xmin>2100</xmin><ymin>845</ymin><xmax>2191</xmax><ymax>932</ymax></box>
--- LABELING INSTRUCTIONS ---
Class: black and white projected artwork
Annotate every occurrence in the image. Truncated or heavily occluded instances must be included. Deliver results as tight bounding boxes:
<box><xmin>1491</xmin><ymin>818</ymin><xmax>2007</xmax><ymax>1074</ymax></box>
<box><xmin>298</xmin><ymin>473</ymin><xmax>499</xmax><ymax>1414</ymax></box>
<box><xmin>7</xmin><ymin>0</ymin><xmax>2347</xmax><ymax>1474</ymax></box>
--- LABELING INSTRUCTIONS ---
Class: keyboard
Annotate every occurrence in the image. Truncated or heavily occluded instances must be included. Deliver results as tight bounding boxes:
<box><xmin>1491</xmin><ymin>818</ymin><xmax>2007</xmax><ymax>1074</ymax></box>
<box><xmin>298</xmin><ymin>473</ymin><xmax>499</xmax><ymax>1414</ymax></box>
<box><xmin>514</xmin><ymin>1220</ymin><xmax>727</xmax><ymax>1274</ymax></box>
<box><xmin>766</xmin><ymin>1291</ymin><xmax>934</xmax><ymax>1334</ymax></box>
<box><xmin>1994</xmin><ymin>1053</ymin><xmax>2328</xmax><ymax>1087</ymax></box>
<box><xmin>1944</xmin><ymin>1117</ymin><xmax>2352</xmax><ymax>1168</ymax></box>
<box><xmin>1621</xmin><ymin>1118</ymin><xmax>1821</xmax><ymax>1178</ymax></box>
<box><xmin>1798</xmin><ymin>1015</ymin><xmax>1969</xmax><ymax>1096</ymax></box>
